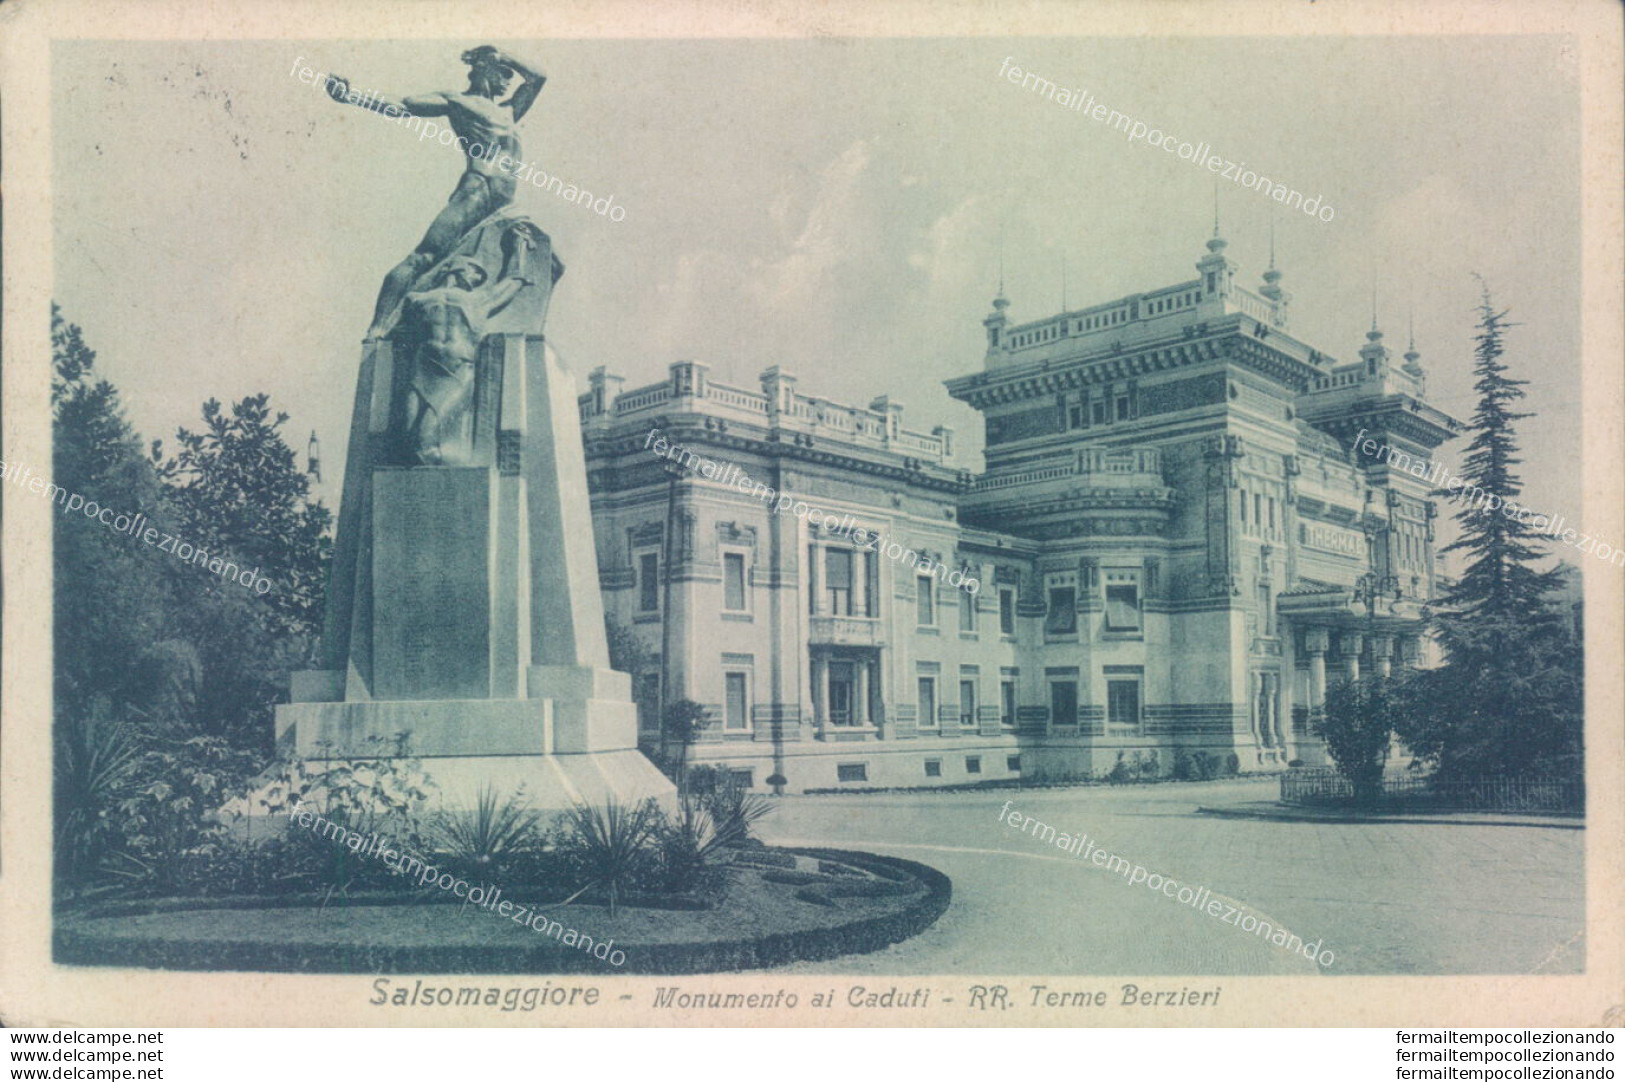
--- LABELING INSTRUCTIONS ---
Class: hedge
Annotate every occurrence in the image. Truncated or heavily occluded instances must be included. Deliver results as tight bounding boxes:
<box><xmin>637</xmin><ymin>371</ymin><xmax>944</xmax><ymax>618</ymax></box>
<box><xmin>54</xmin><ymin>847</ymin><xmax>952</xmax><ymax>976</ymax></box>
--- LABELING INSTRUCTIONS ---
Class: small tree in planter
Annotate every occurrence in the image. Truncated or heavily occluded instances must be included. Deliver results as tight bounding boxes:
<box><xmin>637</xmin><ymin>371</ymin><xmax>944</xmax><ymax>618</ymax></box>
<box><xmin>1315</xmin><ymin>678</ymin><xmax>1396</xmax><ymax>805</ymax></box>
<box><xmin>660</xmin><ymin>700</ymin><xmax>711</xmax><ymax>792</ymax></box>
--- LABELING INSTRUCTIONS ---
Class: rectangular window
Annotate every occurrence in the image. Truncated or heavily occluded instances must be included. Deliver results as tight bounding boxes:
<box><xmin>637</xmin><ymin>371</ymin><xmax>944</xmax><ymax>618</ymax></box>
<box><xmin>959</xmin><ymin>679</ymin><xmax>977</xmax><ymax>727</ymax></box>
<box><xmin>1258</xmin><ymin>582</ymin><xmax>1274</xmax><ymax>636</ymax></box>
<box><xmin>924</xmin><ymin>759</ymin><xmax>942</xmax><ymax>778</ymax></box>
<box><xmin>1239</xmin><ymin>489</ymin><xmax>1248</xmax><ymax>524</ymax></box>
<box><xmin>723</xmin><ymin>552</ymin><xmax>747</xmax><ymax>611</ymax></box>
<box><xmin>1046</xmin><ymin>586</ymin><xmax>1078</xmax><ymax>635</ymax></box>
<box><xmin>836</xmin><ymin>763</ymin><xmax>868</xmax><ymax>784</ymax></box>
<box><xmin>999</xmin><ymin>587</ymin><xmax>1016</xmax><ymax>635</ymax></box>
<box><xmin>1116</xmin><ymin>396</ymin><xmax>1131</xmax><ymax>421</ymax></box>
<box><xmin>916</xmin><ymin>676</ymin><xmax>938</xmax><ymax>729</ymax></box>
<box><xmin>1050</xmin><ymin>680</ymin><xmax>1079</xmax><ymax>727</ymax></box>
<box><xmin>917</xmin><ymin>575</ymin><xmax>936</xmax><ymax>626</ymax></box>
<box><xmin>1108</xmin><ymin>679</ymin><xmax>1142</xmax><ymax>733</ymax></box>
<box><xmin>965</xmin><ymin>756</ymin><xmax>982</xmax><ymax>775</ymax></box>
<box><xmin>864</xmin><ymin>549</ymin><xmax>880</xmax><ymax>617</ymax></box>
<box><xmin>1000</xmin><ymin>680</ymin><xmax>1017</xmax><ymax>728</ymax></box>
<box><xmin>1267</xmin><ymin>496</ymin><xmax>1277</xmax><ymax>530</ymax></box>
<box><xmin>724</xmin><ymin>671</ymin><xmax>749</xmax><ymax>730</ymax></box>
<box><xmin>1007</xmin><ymin>755</ymin><xmax>1022</xmax><ymax>772</ymax></box>
<box><xmin>1068</xmin><ymin>404</ymin><xmax>1083</xmax><ymax>429</ymax></box>
<box><xmin>1104</xmin><ymin>577</ymin><xmax>1141</xmax><ymax>632</ymax></box>
<box><xmin>1254</xmin><ymin>493</ymin><xmax>1263</xmax><ymax>527</ymax></box>
<box><xmin>826</xmin><ymin>549</ymin><xmax>853</xmax><ymax>616</ymax></box>
<box><xmin>638</xmin><ymin>551</ymin><xmax>660</xmax><ymax>612</ymax></box>
<box><xmin>959</xmin><ymin>590</ymin><xmax>977</xmax><ymax>632</ymax></box>
<box><xmin>1092</xmin><ymin>399</ymin><xmax>1108</xmax><ymax>425</ymax></box>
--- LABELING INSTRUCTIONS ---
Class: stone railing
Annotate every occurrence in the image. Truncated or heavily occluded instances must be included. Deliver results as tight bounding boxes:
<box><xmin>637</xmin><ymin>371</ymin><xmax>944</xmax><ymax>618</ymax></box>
<box><xmin>598</xmin><ymin>365</ymin><xmax>951</xmax><ymax>463</ymax></box>
<box><xmin>974</xmin><ymin>446</ymin><xmax>1163</xmax><ymax>493</ymax></box>
<box><xmin>615</xmin><ymin>382</ymin><xmax>672</xmax><ymax>414</ymax></box>
<box><xmin>1230</xmin><ymin>287</ymin><xmax>1275</xmax><ymax>323</ymax></box>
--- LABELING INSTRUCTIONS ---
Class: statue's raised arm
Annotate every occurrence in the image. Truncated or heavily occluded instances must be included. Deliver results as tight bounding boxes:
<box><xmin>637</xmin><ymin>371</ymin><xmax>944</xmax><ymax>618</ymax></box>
<box><xmin>466</xmin><ymin>45</ymin><xmax>546</xmax><ymax>121</ymax></box>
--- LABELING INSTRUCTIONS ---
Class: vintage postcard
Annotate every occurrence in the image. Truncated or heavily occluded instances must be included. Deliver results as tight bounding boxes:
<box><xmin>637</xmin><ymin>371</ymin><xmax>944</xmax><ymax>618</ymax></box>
<box><xmin>1</xmin><ymin>0</ymin><xmax>1621</xmax><ymax>1030</ymax></box>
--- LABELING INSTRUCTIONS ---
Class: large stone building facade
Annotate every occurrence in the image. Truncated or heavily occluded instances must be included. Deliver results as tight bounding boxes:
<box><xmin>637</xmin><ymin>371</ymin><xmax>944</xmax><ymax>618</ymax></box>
<box><xmin>579</xmin><ymin>229</ymin><xmax>1462</xmax><ymax>792</ymax></box>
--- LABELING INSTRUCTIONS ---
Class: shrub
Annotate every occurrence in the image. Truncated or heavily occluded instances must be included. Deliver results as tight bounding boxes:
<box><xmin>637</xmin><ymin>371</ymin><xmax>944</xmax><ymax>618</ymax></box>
<box><xmin>1173</xmin><ymin>749</ymin><xmax>1219</xmax><ymax>781</ymax></box>
<box><xmin>795</xmin><ymin>878</ymin><xmax>919</xmax><ymax>907</ymax></box>
<box><xmin>236</xmin><ymin>735</ymin><xmax>438</xmax><ymax>904</ymax></box>
<box><xmin>730</xmin><ymin>850</ymin><xmax>796</xmax><ymax>870</ymax></box>
<box><xmin>56</xmin><ymin>704</ymin><xmax>275</xmax><ymax>899</ymax></box>
<box><xmin>761</xmin><ymin>869</ymin><xmax>833</xmax><ymax>886</ymax></box>
<box><xmin>646</xmin><ymin>793</ymin><xmax>732</xmax><ymax>897</ymax></box>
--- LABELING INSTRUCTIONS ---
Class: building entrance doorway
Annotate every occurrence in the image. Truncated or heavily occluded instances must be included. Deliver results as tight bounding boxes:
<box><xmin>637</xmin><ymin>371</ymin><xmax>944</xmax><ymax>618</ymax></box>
<box><xmin>828</xmin><ymin>661</ymin><xmax>855</xmax><ymax>725</ymax></box>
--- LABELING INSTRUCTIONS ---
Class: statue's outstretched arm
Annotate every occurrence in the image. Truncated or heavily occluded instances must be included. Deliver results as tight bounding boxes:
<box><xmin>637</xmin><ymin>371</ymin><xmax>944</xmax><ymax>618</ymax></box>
<box><xmin>325</xmin><ymin>76</ymin><xmax>450</xmax><ymax>118</ymax></box>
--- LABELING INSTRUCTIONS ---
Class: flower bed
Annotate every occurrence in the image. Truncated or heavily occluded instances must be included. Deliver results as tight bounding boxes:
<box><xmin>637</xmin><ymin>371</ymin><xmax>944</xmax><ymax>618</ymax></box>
<box><xmin>54</xmin><ymin>847</ymin><xmax>951</xmax><ymax>975</ymax></box>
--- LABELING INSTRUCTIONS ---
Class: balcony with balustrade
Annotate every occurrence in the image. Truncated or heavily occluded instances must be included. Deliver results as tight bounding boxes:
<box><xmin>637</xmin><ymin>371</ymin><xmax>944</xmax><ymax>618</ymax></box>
<box><xmin>579</xmin><ymin>360</ymin><xmax>955</xmax><ymax>465</ymax></box>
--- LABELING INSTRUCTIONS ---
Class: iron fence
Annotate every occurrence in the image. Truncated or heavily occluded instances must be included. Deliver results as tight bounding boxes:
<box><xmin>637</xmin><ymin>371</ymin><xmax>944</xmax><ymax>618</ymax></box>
<box><xmin>1279</xmin><ymin>768</ymin><xmax>1583</xmax><ymax>814</ymax></box>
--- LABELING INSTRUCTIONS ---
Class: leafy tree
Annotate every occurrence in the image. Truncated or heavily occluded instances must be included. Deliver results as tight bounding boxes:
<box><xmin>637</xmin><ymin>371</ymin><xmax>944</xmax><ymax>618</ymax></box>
<box><xmin>52</xmin><ymin>305</ymin><xmax>180</xmax><ymax>720</ymax></box>
<box><xmin>156</xmin><ymin>394</ymin><xmax>332</xmax><ymax>642</ymax></box>
<box><xmin>52</xmin><ymin>307</ymin><xmax>336</xmax><ymax>894</ymax></box>
<box><xmin>660</xmin><ymin>699</ymin><xmax>711</xmax><ymax>791</ymax></box>
<box><xmin>152</xmin><ymin>395</ymin><xmax>332</xmax><ymax>747</ymax></box>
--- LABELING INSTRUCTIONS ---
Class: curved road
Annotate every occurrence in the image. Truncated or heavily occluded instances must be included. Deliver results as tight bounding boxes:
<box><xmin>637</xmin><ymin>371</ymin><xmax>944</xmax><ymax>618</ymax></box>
<box><xmin>757</xmin><ymin>778</ymin><xmax>1584</xmax><ymax>976</ymax></box>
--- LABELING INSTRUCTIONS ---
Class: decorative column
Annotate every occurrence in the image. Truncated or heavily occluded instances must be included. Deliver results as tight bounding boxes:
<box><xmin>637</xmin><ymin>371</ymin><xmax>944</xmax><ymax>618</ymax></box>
<box><xmin>1372</xmin><ymin>634</ymin><xmax>1394</xmax><ymax>679</ymax></box>
<box><xmin>808</xmin><ymin>539</ymin><xmax>823</xmax><ymax>615</ymax></box>
<box><xmin>811</xmin><ymin>655</ymin><xmax>827</xmax><ymax>738</ymax></box>
<box><xmin>1203</xmin><ymin>434</ymin><xmax>1245</xmax><ymax>596</ymax></box>
<box><xmin>855</xmin><ymin>660</ymin><xmax>870</xmax><ymax>726</ymax></box>
<box><xmin>852</xmin><ymin>545</ymin><xmax>867</xmax><ymax>618</ymax></box>
<box><xmin>1279</xmin><ymin>627</ymin><xmax>1296</xmax><ymax>747</ymax></box>
<box><xmin>1268</xmin><ymin>675</ymin><xmax>1285</xmax><ymax>748</ymax></box>
<box><xmin>1305</xmin><ymin>627</ymin><xmax>1329</xmax><ymax>711</ymax></box>
<box><xmin>870</xmin><ymin>657</ymin><xmax>886</xmax><ymax>735</ymax></box>
<box><xmin>1254</xmin><ymin>669</ymin><xmax>1267</xmax><ymax>747</ymax></box>
<box><xmin>1341</xmin><ymin>631</ymin><xmax>1363</xmax><ymax>683</ymax></box>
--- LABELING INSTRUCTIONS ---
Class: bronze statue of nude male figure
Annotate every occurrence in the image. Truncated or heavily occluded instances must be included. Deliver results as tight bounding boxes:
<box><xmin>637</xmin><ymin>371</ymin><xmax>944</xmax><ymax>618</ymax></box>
<box><xmin>324</xmin><ymin>45</ymin><xmax>546</xmax><ymax>338</ymax></box>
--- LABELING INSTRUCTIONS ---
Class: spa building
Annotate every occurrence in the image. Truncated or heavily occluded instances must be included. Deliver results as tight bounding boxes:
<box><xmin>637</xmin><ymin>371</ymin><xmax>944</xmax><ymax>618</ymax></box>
<box><xmin>578</xmin><ymin>228</ymin><xmax>1462</xmax><ymax>792</ymax></box>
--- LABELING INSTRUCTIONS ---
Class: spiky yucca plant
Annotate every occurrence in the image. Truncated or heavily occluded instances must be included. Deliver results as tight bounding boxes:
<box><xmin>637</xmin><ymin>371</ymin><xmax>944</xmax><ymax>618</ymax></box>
<box><xmin>561</xmin><ymin>798</ymin><xmax>661</xmax><ymax>917</ymax></box>
<box><xmin>54</xmin><ymin>706</ymin><xmax>147</xmax><ymax>891</ymax></box>
<box><xmin>432</xmin><ymin>785</ymin><xmax>543</xmax><ymax>882</ymax></box>
<box><xmin>703</xmin><ymin>785</ymin><xmax>774</xmax><ymax>849</ymax></box>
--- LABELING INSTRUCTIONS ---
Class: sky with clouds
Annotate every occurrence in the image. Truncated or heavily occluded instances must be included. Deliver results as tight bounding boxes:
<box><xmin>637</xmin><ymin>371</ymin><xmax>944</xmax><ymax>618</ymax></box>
<box><xmin>52</xmin><ymin>36</ymin><xmax>1580</xmax><ymax>567</ymax></box>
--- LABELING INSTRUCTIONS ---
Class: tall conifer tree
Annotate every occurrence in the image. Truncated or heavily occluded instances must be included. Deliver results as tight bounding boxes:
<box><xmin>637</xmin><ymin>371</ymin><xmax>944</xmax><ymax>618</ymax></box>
<box><xmin>1394</xmin><ymin>281</ymin><xmax>1581</xmax><ymax>780</ymax></box>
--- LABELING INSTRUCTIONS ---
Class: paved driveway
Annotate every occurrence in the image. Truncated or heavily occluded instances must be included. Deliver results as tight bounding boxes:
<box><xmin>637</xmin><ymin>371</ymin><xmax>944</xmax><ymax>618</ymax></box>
<box><xmin>756</xmin><ymin>778</ymin><xmax>1585</xmax><ymax>976</ymax></box>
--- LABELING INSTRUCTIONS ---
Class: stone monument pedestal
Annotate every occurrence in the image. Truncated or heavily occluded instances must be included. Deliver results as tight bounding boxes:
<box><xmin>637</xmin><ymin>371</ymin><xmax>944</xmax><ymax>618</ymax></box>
<box><xmin>252</xmin><ymin>215</ymin><xmax>673</xmax><ymax>819</ymax></box>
